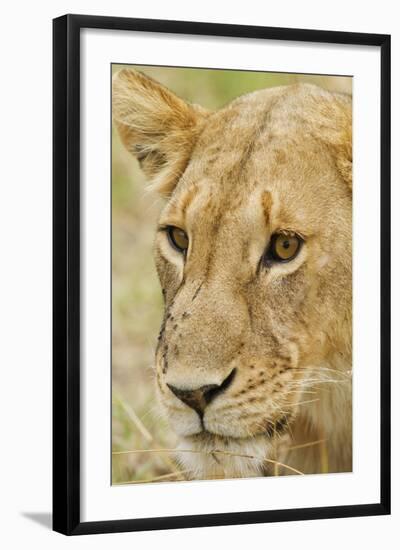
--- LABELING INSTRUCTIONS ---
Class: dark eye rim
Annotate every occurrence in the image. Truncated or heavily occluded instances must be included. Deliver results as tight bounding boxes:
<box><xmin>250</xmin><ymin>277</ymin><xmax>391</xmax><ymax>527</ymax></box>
<box><xmin>165</xmin><ymin>225</ymin><xmax>189</xmax><ymax>253</ymax></box>
<box><xmin>264</xmin><ymin>232</ymin><xmax>304</xmax><ymax>264</ymax></box>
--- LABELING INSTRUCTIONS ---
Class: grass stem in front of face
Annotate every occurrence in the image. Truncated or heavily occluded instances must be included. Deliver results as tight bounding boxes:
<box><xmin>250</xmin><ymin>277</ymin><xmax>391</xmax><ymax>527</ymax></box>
<box><xmin>113</xmin><ymin>447</ymin><xmax>304</xmax><ymax>475</ymax></box>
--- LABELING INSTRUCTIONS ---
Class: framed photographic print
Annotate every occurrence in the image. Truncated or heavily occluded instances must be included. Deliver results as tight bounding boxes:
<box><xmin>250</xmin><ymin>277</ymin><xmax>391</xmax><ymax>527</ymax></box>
<box><xmin>53</xmin><ymin>14</ymin><xmax>391</xmax><ymax>535</ymax></box>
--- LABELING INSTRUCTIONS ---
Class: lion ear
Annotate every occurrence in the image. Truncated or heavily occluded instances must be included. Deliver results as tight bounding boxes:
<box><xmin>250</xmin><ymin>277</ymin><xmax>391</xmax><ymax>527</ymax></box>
<box><xmin>323</xmin><ymin>93</ymin><xmax>352</xmax><ymax>191</ymax></box>
<box><xmin>333</xmin><ymin>96</ymin><xmax>352</xmax><ymax>191</ymax></box>
<box><xmin>306</xmin><ymin>88</ymin><xmax>352</xmax><ymax>191</ymax></box>
<box><xmin>112</xmin><ymin>69</ymin><xmax>209</xmax><ymax>196</ymax></box>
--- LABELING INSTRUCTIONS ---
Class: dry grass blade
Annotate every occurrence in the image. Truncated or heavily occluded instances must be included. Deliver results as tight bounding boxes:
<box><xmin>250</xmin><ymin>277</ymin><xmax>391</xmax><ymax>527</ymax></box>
<box><xmin>114</xmin><ymin>469</ymin><xmax>192</xmax><ymax>485</ymax></box>
<box><xmin>113</xmin><ymin>393</ymin><xmax>183</xmax><ymax>476</ymax></box>
<box><xmin>113</xmin><ymin>447</ymin><xmax>304</xmax><ymax>475</ymax></box>
<box><xmin>318</xmin><ymin>400</ymin><xmax>329</xmax><ymax>473</ymax></box>
<box><xmin>288</xmin><ymin>438</ymin><xmax>327</xmax><ymax>451</ymax></box>
<box><xmin>272</xmin><ymin>424</ymin><xmax>279</xmax><ymax>476</ymax></box>
<box><xmin>263</xmin><ymin>457</ymin><xmax>304</xmax><ymax>475</ymax></box>
<box><xmin>113</xmin><ymin>393</ymin><xmax>153</xmax><ymax>442</ymax></box>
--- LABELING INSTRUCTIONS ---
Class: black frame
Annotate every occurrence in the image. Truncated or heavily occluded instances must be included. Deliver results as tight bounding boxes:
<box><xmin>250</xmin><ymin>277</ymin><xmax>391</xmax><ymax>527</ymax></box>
<box><xmin>53</xmin><ymin>14</ymin><xmax>391</xmax><ymax>535</ymax></box>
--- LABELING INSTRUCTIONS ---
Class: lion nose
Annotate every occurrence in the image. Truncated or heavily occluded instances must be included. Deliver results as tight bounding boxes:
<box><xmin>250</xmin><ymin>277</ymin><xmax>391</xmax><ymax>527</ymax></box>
<box><xmin>167</xmin><ymin>369</ymin><xmax>236</xmax><ymax>416</ymax></box>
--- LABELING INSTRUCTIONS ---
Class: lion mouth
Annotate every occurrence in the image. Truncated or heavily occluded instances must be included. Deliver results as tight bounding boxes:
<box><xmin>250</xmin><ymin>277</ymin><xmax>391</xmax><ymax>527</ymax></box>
<box><xmin>189</xmin><ymin>414</ymin><xmax>290</xmax><ymax>443</ymax></box>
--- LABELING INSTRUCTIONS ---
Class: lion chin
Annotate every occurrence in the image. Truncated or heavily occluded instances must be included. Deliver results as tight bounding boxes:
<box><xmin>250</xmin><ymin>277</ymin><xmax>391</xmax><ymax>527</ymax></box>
<box><xmin>174</xmin><ymin>433</ymin><xmax>282</xmax><ymax>480</ymax></box>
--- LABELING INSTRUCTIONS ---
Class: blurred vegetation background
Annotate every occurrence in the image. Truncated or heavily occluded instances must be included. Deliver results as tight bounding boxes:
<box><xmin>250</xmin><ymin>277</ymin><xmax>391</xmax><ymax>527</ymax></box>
<box><xmin>111</xmin><ymin>64</ymin><xmax>352</xmax><ymax>485</ymax></box>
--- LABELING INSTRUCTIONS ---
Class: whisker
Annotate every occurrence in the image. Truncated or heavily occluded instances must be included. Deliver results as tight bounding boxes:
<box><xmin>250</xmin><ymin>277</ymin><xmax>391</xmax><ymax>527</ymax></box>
<box><xmin>282</xmin><ymin>389</ymin><xmax>317</xmax><ymax>396</ymax></box>
<box><xmin>284</xmin><ymin>398</ymin><xmax>320</xmax><ymax>408</ymax></box>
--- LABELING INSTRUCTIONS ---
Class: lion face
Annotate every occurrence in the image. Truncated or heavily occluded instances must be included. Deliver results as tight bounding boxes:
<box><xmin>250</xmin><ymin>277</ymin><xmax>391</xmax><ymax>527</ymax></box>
<box><xmin>113</xmin><ymin>70</ymin><xmax>352</xmax><ymax>479</ymax></box>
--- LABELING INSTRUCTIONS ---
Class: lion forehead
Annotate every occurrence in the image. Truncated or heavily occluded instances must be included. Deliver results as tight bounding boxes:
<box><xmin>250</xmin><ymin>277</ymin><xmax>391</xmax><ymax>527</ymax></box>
<box><xmin>170</xmin><ymin>84</ymin><xmax>351</xmax><ymax>217</ymax></box>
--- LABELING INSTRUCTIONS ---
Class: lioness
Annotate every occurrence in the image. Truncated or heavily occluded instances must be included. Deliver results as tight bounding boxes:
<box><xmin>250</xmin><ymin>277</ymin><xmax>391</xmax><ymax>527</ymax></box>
<box><xmin>113</xmin><ymin>69</ymin><xmax>352</xmax><ymax>479</ymax></box>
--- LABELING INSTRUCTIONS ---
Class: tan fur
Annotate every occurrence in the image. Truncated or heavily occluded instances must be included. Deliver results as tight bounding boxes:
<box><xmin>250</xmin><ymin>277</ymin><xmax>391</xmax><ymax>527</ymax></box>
<box><xmin>113</xmin><ymin>69</ymin><xmax>352</xmax><ymax>479</ymax></box>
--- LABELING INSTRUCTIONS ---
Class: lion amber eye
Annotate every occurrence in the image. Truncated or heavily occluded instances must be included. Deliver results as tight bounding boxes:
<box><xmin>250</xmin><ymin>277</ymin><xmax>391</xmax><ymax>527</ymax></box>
<box><xmin>272</xmin><ymin>233</ymin><xmax>301</xmax><ymax>261</ymax></box>
<box><xmin>167</xmin><ymin>226</ymin><xmax>189</xmax><ymax>253</ymax></box>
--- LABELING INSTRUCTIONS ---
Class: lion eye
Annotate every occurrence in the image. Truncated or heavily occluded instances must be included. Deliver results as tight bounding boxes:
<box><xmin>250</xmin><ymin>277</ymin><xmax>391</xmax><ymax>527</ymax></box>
<box><xmin>271</xmin><ymin>233</ymin><xmax>302</xmax><ymax>262</ymax></box>
<box><xmin>166</xmin><ymin>226</ymin><xmax>189</xmax><ymax>253</ymax></box>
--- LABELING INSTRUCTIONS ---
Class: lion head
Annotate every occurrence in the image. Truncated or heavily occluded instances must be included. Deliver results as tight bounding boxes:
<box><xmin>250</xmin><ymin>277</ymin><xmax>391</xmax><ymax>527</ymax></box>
<box><xmin>113</xmin><ymin>69</ymin><xmax>352</xmax><ymax>479</ymax></box>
